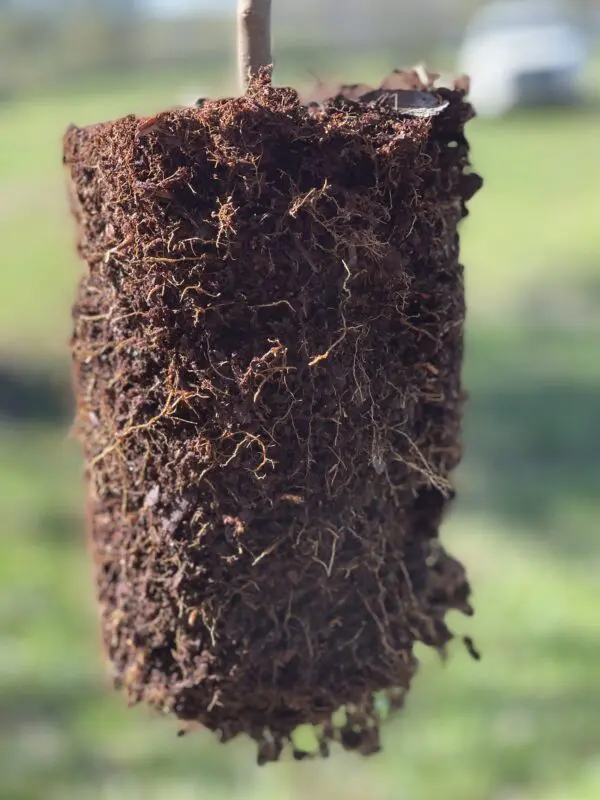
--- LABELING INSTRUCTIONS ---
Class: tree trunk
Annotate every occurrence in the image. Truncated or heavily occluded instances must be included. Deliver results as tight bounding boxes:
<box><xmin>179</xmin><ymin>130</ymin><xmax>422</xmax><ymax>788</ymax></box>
<box><xmin>237</xmin><ymin>0</ymin><xmax>272</xmax><ymax>92</ymax></box>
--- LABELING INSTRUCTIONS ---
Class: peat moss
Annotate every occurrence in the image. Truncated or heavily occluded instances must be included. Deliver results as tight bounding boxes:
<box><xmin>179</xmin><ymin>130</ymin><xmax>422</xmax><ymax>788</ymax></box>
<box><xmin>64</xmin><ymin>69</ymin><xmax>482</xmax><ymax>763</ymax></box>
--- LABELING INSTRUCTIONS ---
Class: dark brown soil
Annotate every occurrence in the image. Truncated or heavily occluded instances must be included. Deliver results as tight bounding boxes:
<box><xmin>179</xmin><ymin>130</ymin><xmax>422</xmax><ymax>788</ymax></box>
<box><xmin>64</xmin><ymin>68</ymin><xmax>482</xmax><ymax>764</ymax></box>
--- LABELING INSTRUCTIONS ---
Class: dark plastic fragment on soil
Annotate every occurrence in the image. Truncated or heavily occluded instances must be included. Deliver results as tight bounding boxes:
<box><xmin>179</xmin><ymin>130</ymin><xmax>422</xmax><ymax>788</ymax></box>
<box><xmin>64</xmin><ymin>68</ymin><xmax>482</xmax><ymax>764</ymax></box>
<box><xmin>360</xmin><ymin>88</ymin><xmax>450</xmax><ymax>117</ymax></box>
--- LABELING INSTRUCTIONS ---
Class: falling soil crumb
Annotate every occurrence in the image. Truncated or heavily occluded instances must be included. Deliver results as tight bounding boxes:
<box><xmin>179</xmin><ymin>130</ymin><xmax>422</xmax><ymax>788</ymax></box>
<box><xmin>463</xmin><ymin>636</ymin><xmax>482</xmax><ymax>661</ymax></box>
<box><xmin>64</xmin><ymin>68</ymin><xmax>482</xmax><ymax>764</ymax></box>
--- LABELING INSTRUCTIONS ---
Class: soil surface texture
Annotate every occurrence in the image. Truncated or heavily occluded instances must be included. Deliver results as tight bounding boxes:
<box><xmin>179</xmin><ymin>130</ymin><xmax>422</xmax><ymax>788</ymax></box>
<box><xmin>64</xmin><ymin>68</ymin><xmax>482</xmax><ymax>763</ymax></box>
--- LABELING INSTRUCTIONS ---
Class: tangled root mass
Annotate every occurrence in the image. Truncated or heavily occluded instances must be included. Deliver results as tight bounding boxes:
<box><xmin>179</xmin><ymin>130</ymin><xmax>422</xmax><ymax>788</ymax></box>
<box><xmin>64</xmin><ymin>68</ymin><xmax>482</xmax><ymax>763</ymax></box>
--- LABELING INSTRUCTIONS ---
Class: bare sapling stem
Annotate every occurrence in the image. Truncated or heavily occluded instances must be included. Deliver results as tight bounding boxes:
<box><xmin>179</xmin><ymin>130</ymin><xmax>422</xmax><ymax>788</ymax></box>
<box><xmin>237</xmin><ymin>0</ymin><xmax>272</xmax><ymax>92</ymax></box>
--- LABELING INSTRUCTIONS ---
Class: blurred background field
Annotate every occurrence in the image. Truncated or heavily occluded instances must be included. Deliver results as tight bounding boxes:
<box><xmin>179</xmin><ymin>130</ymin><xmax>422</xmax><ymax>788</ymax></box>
<box><xmin>1</xmin><ymin>1</ymin><xmax>600</xmax><ymax>799</ymax></box>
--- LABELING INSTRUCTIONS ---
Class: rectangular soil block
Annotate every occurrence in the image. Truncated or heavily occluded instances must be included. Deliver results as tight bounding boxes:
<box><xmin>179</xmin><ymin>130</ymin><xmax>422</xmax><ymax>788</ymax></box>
<box><xmin>64</xmin><ymin>70</ymin><xmax>482</xmax><ymax>763</ymax></box>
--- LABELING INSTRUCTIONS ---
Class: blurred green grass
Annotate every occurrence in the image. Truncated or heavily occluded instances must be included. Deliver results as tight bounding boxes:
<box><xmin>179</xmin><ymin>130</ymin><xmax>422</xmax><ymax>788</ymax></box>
<box><xmin>0</xmin><ymin>63</ymin><xmax>599</xmax><ymax>800</ymax></box>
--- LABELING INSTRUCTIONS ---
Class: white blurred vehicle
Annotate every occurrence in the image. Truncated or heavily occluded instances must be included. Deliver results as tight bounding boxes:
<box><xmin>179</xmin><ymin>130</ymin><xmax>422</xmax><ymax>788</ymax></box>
<box><xmin>458</xmin><ymin>0</ymin><xmax>588</xmax><ymax>117</ymax></box>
